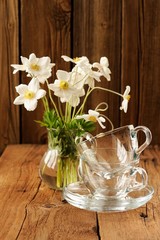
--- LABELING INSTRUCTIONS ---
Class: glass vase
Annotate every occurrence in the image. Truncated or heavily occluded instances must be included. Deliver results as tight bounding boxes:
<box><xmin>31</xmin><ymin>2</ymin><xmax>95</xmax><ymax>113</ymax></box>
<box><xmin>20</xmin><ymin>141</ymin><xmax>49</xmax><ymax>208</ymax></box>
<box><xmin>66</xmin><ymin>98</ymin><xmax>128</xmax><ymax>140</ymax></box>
<box><xmin>39</xmin><ymin>129</ymin><xmax>79</xmax><ymax>190</ymax></box>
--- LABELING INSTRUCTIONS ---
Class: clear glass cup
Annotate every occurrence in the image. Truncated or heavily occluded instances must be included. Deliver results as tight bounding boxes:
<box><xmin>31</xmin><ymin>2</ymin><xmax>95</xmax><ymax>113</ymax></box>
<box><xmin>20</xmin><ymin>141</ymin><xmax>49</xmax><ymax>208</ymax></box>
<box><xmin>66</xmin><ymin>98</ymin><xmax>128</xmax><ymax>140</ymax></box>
<box><xmin>63</xmin><ymin>125</ymin><xmax>153</xmax><ymax>209</ymax></box>
<box><xmin>77</xmin><ymin>125</ymin><xmax>152</xmax><ymax>168</ymax></box>
<box><xmin>78</xmin><ymin>147</ymin><xmax>137</xmax><ymax>178</ymax></box>
<box><xmin>78</xmin><ymin>160</ymin><xmax>148</xmax><ymax>199</ymax></box>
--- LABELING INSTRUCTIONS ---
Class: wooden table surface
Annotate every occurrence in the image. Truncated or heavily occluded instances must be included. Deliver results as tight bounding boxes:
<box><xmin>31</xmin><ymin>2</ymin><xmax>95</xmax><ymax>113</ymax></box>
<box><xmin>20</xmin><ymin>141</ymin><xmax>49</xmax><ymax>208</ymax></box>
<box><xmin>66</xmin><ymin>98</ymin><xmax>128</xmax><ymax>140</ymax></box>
<box><xmin>0</xmin><ymin>144</ymin><xmax>160</xmax><ymax>240</ymax></box>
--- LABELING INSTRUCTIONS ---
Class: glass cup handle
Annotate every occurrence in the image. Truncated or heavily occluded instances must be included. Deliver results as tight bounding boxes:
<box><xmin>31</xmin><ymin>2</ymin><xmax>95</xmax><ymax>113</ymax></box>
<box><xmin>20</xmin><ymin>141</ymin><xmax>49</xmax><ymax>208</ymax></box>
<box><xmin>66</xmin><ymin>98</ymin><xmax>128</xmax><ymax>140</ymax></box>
<box><xmin>75</xmin><ymin>132</ymin><xmax>97</xmax><ymax>153</ymax></box>
<box><xmin>129</xmin><ymin>167</ymin><xmax>148</xmax><ymax>191</ymax></box>
<box><xmin>134</xmin><ymin>126</ymin><xmax>152</xmax><ymax>154</ymax></box>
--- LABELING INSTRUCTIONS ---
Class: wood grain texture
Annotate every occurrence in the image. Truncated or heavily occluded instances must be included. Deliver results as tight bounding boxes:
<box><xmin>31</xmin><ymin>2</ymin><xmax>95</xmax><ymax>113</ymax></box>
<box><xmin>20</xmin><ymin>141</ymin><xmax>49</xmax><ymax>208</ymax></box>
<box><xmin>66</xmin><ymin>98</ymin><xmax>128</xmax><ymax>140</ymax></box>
<box><xmin>72</xmin><ymin>0</ymin><xmax>122</xmax><ymax>132</ymax></box>
<box><xmin>121</xmin><ymin>0</ymin><xmax>140</xmax><ymax>126</ymax></box>
<box><xmin>97</xmin><ymin>146</ymin><xmax>160</xmax><ymax>240</ymax></box>
<box><xmin>0</xmin><ymin>145</ymin><xmax>98</xmax><ymax>240</ymax></box>
<box><xmin>1</xmin><ymin>0</ymin><xmax>160</xmax><ymax>154</ymax></box>
<box><xmin>0</xmin><ymin>0</ymin><xmax>20</xmax><ymax>154</ymax></box>
<box><xmin>0</xmin><ymin>144</ymin><xmax>160</xmax><ymax>239</ymax></box>
<box><xmin>137</xmin><ymin>1</ymin><xmax>160</xmax><ymax>145</ymax></box>
<box><xmin>20</xmin><ymin>0</ymin><xmax>71</xmax><ymax>144</ymax></box>
<box><xmin>0</xmin><ymin>145</ymin><xmax>45</xmax><ymax>239</ymax></box>
<box><xmin>121</xmin><ymin>0</ymin><xmax>160</xmax><ymax>145</ymax></box>
<box><xmin>17</xmin><ymin>194</ymin><xmax>98</xmax><ymax>240</ymax></box>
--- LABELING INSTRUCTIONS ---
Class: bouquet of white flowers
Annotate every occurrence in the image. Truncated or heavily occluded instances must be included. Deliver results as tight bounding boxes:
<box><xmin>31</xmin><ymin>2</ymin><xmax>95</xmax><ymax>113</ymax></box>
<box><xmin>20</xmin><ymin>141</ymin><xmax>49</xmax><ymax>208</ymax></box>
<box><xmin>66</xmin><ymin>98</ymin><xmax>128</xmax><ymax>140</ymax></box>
<box><xmin>11</xmin><ymin>53</ymin><xmax>130</xmax><ymax>188</ymax></box>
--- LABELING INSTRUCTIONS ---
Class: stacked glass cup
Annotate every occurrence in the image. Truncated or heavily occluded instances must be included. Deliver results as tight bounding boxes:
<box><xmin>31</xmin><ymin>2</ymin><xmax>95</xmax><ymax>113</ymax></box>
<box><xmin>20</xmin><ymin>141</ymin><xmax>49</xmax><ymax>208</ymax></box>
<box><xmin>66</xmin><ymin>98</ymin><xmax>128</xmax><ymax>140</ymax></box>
<box><xmin>63</xmin><ymin>125</ymin><xmax>154</xmax><ymax>212</ymax></box>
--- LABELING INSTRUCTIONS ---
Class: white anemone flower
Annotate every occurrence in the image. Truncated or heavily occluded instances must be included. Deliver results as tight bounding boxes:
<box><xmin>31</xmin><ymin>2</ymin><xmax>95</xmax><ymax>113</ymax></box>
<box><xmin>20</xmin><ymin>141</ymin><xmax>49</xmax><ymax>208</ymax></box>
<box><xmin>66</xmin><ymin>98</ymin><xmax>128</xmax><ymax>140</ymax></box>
<box><xmin>70</xmin><ymin>70</ymin><xmax>86</xmax><ymax>89</ymax></box>
<box><xmin>93</xmin><ymin>57</ymin><xmax>111</xmax><ymax>81</ymax></box>
<box><xmin>78</xmin><ymin>62</ymin><xmax>102</xmax><ymax>88</ymax></box>
<box><xmin>120</xmin><ymin>86</ymin><xmax>131</xmax><ymax>113</ymax></box>
<box><xmin>76</xmin><ymin>109</ymin><xmax>106</xmax><ymax>129</ymax></box>
<box><xmin>61</xmin><ymin>55</ymin><xmax>89</xmax><ymax>66</ymax></box>
<box><xmin>62</xmin><ymin>55</ymin><xmax>102</xmax><ymax>88</ymax></box>
<box><xmin>84</xmin><ymin>71</ymin><xmax>102</xmax><ymax>88</ymax></box>
<box><xmin>67</xmin><ymin>92</ymin><xmax>84</xmax><ymax>107</ymax></box>
<box><xmin>11</xmin><ymin>53</ymin><xmax>55</xmax><ymax>84</ymax></box>
<box><xmin>14</xmin><ymin>78</ymin><xmax>46</xmax><ymax>111</ymax></box>
<box><xmin>48</xmin><ymin>70</ymin><xmax>84</xmax><ymax>107</ymax></box>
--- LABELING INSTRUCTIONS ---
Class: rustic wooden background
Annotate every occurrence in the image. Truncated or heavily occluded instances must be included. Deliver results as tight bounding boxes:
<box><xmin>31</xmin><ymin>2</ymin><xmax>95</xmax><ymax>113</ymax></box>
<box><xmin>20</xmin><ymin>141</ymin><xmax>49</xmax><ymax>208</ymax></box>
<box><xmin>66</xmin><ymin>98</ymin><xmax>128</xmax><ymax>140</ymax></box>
<box><xmin>0</xmin><ymin>0</ymin><xmax>160</xmax><ymax>154</ymax></box>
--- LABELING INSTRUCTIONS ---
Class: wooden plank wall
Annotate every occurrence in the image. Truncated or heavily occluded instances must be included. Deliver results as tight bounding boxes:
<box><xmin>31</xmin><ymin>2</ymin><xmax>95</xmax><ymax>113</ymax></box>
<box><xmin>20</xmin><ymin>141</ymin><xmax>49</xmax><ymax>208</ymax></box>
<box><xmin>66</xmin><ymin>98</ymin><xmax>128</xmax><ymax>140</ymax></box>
<box><xmin>0</xmin><ymin>0</ymin><xmax>20</xmax><ymax>154</ymax></box>
<box><xmin>0</xmin><ymin>0</ymin><xmax>160</xmax><ymax>154</ymax></box>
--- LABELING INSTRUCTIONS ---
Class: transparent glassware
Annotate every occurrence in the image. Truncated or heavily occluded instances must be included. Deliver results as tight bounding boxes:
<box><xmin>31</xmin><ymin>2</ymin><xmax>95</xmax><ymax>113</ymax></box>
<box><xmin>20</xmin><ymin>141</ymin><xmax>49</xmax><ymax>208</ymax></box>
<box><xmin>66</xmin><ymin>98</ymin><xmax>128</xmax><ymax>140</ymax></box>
<box><xmin>39</xmin><ymin>129</ymin><xmax>79</xmax><ymax>189</ymax></box>
<box><xmin>77</xmin><ymin>125</ymin><xmax>152</xmax><ymax>158</ymax></box>
<box><xmin>63</xmin><ymin>182</ymin><xmax>154</xmax><ymax>212</ymax></box>
<box><xmin>79</xmin><ymin>158</ymin><xmax>148</xmax><ymax>198</ymax></box>
<box><xmin>63</xmin><ymin>125</ymin><xmax>154</xmax><ymax>212</ymax></box>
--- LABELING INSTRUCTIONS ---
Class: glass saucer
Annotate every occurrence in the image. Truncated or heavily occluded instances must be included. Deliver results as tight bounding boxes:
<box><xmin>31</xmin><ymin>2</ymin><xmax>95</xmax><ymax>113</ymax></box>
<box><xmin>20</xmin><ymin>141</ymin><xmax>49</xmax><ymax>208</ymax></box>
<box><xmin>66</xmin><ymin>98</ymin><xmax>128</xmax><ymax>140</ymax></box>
<box><xmin>63</xmin><ymin>182</ymin><xmax>154</xmax><ymax>212</ymax></box>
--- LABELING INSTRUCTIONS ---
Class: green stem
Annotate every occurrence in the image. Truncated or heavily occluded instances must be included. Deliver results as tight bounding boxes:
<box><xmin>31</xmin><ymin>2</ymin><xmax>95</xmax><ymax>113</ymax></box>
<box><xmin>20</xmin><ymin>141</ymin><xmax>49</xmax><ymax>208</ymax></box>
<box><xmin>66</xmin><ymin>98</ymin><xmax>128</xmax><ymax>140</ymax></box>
<box><xmin>65</xmin><ymin>103</ymin><xmax>68</xmax><ymax>122</ymax></box>
<box><xmin>65</xmin><ymin>102</ymin><xmax>72</xmax><ymax>123</ymax></box>
<box><xmin>67</xmin><ymin>104</ymin><xmax>72</xmax><ymax>122</ymax></box>
<box><xmin>41</xmin><ymin>162</ymin><xmax>47</xmax><ymax>177</ymax></box>
<box><xmin>76</xmin><ymin>86</ymin><xmax>123</xmax><ymax>115</ymax></box>
<box><xmin>57</xmin><ymin>158</ymin><xmax>62</xmax><ymax>188</ymax></box>
<box><xmin>76</xmin><ymin>86</ymin><xmax>91</xmax><ymax>115</ymax></box>
<box><xmin>56</xmin><ymin>156</ymin><xmax>78</xmax><ymax>188</ymax></box>
<box><xmin>46</xmin><ymin>80</ymin><xmax>60</xmax><ymax>117</ymax></box>
<box><xmin>42</xmin><ymin>96</ymin><xmax>49</xmax><ymax>111</ymax></box>
<box><xmin>72</xmin><ymin>106</ymin><xmax>77</xmax><ymax>119</ymax></box>
<box><xmin>58</xmin><ymin>98</ymin><xmax>64</xmax><ymax>120</ymax></box>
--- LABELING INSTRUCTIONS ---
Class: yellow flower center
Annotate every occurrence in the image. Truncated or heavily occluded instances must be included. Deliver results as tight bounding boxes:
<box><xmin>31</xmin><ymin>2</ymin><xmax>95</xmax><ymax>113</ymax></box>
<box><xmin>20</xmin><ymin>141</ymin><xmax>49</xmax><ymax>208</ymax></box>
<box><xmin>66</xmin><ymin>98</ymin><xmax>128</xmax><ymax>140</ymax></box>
<box><xmin>24</xmin><ymin>91</ymin><xmax>35</xmax><ymax>99</ymax></box>
<box><xmin>125</xmin><ymin>95</ymin><xmax>131</xmax><ymax>101</ymax></box>
<box><xmin>88</xmin><ymin>116</ymin><xmax>97</xmax><ymax>122</ymax></box>
<box><xmin>60</xmin><ymin>80</ymin><xmax>69</xmax><ymax>90</ymax></box>
<box><xmin>30</xmin><ymin>64</ymin><xmax>40</xmax><ymax>71</ymax></box>
<box><xmin>73</xmin><ymin>57</ymin><xmax>80</xmax><ymax>62</ymax></box>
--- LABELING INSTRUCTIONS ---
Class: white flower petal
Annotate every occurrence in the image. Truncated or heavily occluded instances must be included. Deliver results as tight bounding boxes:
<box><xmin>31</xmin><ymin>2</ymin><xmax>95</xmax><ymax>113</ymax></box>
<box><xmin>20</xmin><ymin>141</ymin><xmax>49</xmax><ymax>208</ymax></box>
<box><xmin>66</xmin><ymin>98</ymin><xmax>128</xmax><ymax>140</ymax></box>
<box><xmin>75</xmin><ymin>115</ymin><xmax>83</xmax><ymax>120</ymax></box>
<box><xmin>50</xmin><ymin>63</ymin><xmax>56</xmax><ymax>68</ymax></box>
<box><xmin>56</xmin><ymin>70</ymin><xmax>70</xmax><ymax>81</ymax></box>
<box><xmin>20</xmin><ymin>56</ymin><xmax>29</xmax><ymax>66</ymax></box>
<box><xmin>120</xmin><ymin>86</ymin><xmax>131</xmax><ymax>113</ymax></box>
<box><xmin>38</xmin><ymin>56</ymin><xmax>50</xmax><ymax>66</ymax></box>
<box><xmin>124</xmin><ymin>86</ymin><xmax>130</xmax><ymax>95</ymax></box>
<box><xmin>76</xmin><ymin>114</ymin><xmax>88</xmax><ymax>121</ymax></box>
<box><xmin>24</xmin><ymin>99</ymin><xmax>37</xmax><ymax>111</ymax></box>
<box><xmin>120</xmin><ymin>99</ymin><xmax>128</xmax><ymax>113</ymax></box>
<box><xmin>28</xmin><ymin>78</ymin><xmax>39</xmax><ymax>92</ymax></box>
<box><xmin>100</xmin><ymin>57</ymin><xmax>109</xmax><ymax>67</ymax></box>
<box><xmin>60</xmin><ymin>97</ymin><xmax>67</xmax><ymax>103</ymax></box>
<box><xmin>97</xmin><ymin>118</ymin><xmax>106</xmax><ymax>129</ymax></box>
<box><xmin>37</xmin><ymin>72</ymin><xmax>52</xmax><ymax>82</ymax></box>
<box><xmin>13</xmin><ymin>96</ymin><xmax>24</xmax><ymax>105</ymax></box>
<box><xmin>92</xmin><ymin>62</ymin><xmax>101</xmax><ymax>69</ymax></box>
<box><xmin>48</xmin><ymin>83</ymin><xmax>56</xmax><ymax>91</ymax></box>
<box><xmin>28</xmin><ymin>53</ymin><xmax>37</xmax><ymax>61</ymax></box>
<box><xmin>15</xmin><ymin>84</ymin><xmax>28</xmax><ymax>94</ymax></box>
<box><xmin>19</xmin><ymin>54</ymin><xmax>55</xmax><ymax>82</ymax></box>
<box><xmin>69</xmin><ymin>95</ymin><xmax>80</xmax><ymax>107</ymax></box>
<box><xmin>88</xmin><ymin>110</ymin><xmax>99</xmax><ymax>117</ymax></box>
<box><xmin>61</xmin><ymin>55</ymin><xmax>73</xmax><ymax>62</ymax></box>
<box><xmin>93</xmin><ymin>57</ymin><xmax>111</xmax><ymax>81</ymax></box>
<box><xmin>11</xmin><ymin>64</ymin><xmax>26</xmax><ymax>73</ymax></box>
<box><xmin>99</xmin><ymin>116</ymin><xmax>106</xmax><ymax>123</ymax></box>
<box><xmin>36</xmin><ymin>89</ymin><xmax>46</xmax><ymax>99</ymax></box>
<box><xmin>85</xmin><ymin>77</ymin><xmax>95</xmax><ymax>88</ymax></box>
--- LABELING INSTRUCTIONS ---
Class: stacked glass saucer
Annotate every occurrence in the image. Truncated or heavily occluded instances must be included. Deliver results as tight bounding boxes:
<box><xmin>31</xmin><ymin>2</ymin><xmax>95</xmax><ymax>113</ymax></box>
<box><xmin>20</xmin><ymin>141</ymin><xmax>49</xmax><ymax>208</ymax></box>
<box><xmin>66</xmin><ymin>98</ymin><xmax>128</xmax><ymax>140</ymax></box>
<box><xmin>63</xmin><ymin>125</ymin><xmax>154</xmax><ymax>212</ymax></box>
